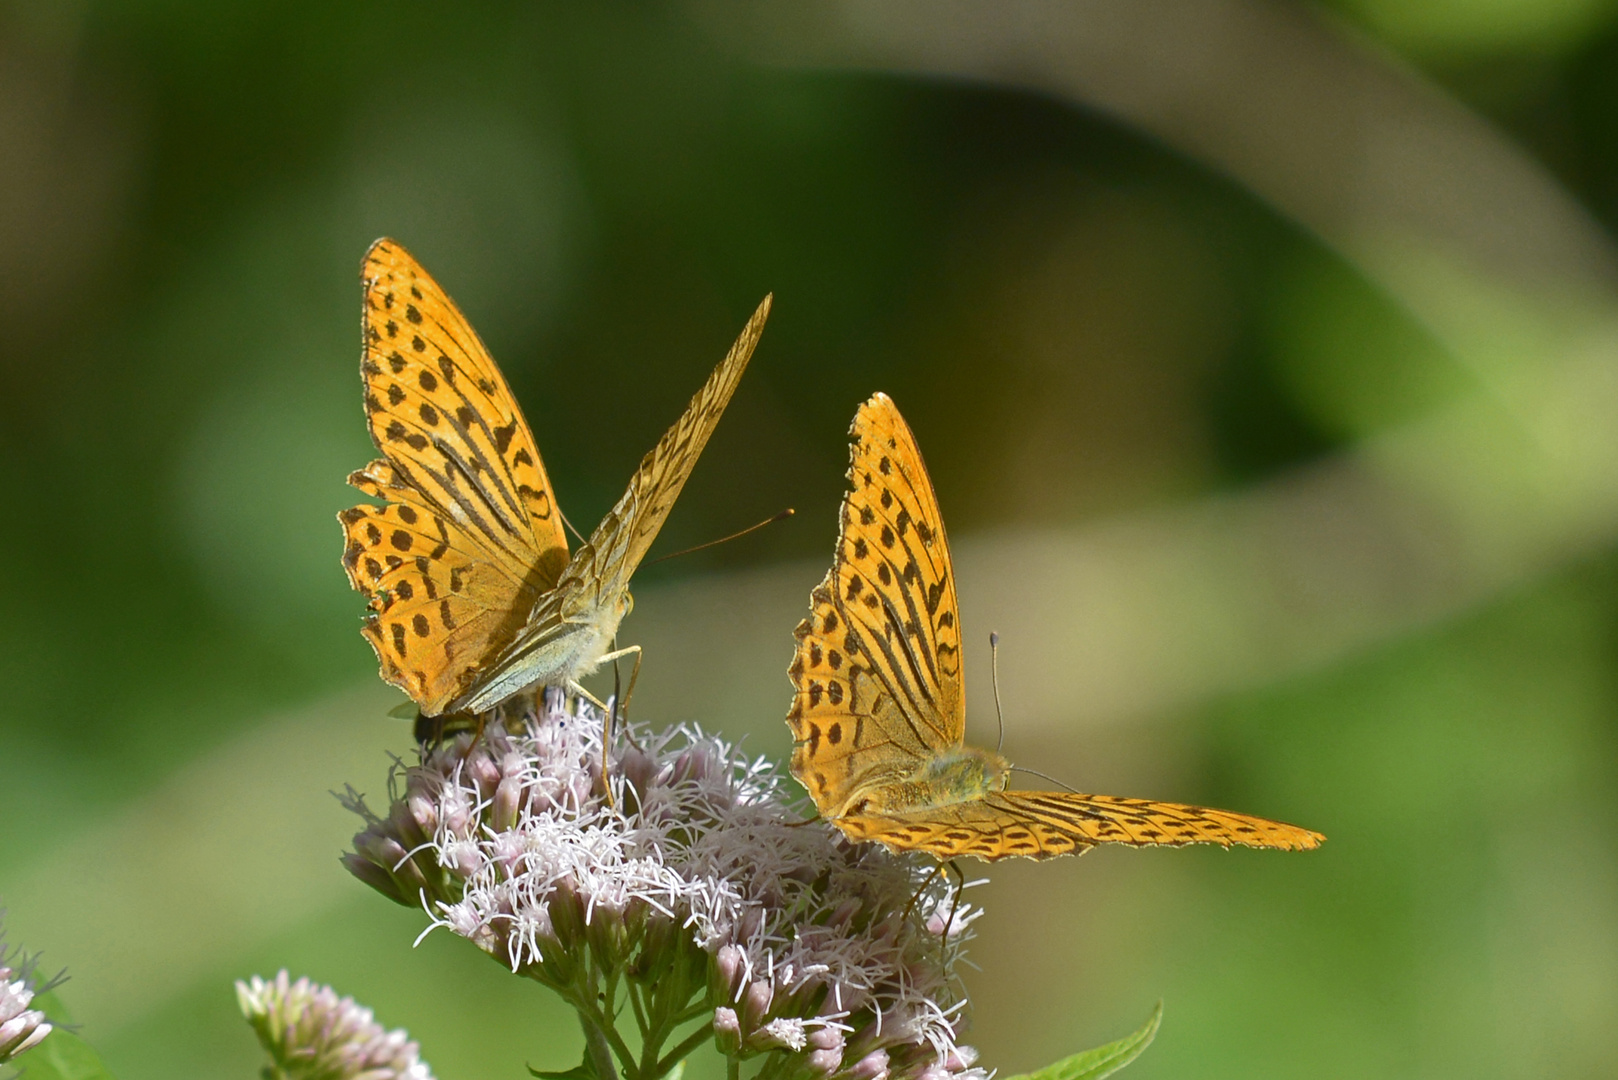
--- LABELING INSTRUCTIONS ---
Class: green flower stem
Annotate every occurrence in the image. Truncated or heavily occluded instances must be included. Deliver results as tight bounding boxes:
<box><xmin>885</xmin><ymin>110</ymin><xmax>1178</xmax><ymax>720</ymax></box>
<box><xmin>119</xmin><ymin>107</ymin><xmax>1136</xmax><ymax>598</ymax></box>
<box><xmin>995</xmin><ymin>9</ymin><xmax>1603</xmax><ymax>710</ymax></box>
<box><xmin>628</xmin><ymin>981</ymin><xmax>651</xmax><ymax>1043</ymax></box>
<box><xmin>582</xmin><ymin>996</ymin><xmax>638</xmax><ymax>1078</ymax></box>
<box><xmin>534</xmin><ymin>949</ymin><xmax>714</xmax><ymax>1080</ymax></box>
<box><xmin>639</xmin><ymin>989</ymin><xmax>705</xmax><ymax>1078</ymax></box>
<box><xmin>654</xmin><ymin>1022</ymin><xmax>718</xmax><ymax>1078</ymax></box>
<box><xmin>673</xmin><ymin>1001</ymin><xmax>713</xmax><ymax>1026</ymax></box>
<box><xmin>580</xmin><ymin>1013</ymin><xmax>620</xmax><ymax>1080</ymax></box>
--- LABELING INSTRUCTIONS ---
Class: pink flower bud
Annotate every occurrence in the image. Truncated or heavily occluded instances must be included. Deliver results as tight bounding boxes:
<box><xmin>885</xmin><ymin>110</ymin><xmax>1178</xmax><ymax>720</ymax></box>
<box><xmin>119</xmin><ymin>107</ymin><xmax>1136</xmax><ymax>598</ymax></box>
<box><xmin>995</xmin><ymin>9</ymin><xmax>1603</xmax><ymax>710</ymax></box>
<box><xmin>712</xmin><ymin>1007</ymin><xmax>741</xmax><ymax>1054</ymax></box>
<box><xmin>847</xmin><ymin>1049</ymin><xmax>891</xmax><ymax>1080</ymax></box>
<box><xmin>715</xmin><ymin>944</ymin><xmax>743</xmax><ymax>995</ymax></box>
<box><xmin>490</xmin><ymin>774</ymin><xmax>522</xmax><ymax>831</ymax></box>
<box><xmin>341</xmin><ymin>852</ymin><xmax>408</xmax><ymax>904</ymax></box>
<box><xmin>620</xmin><ymin>747</ymin><xmax>657</xmax><ymax>796</ymax></box>
<box><xmin>467</xmin><ymin>749</ymin><xmax>501</xmax><ymax>794</ymax></box>
<box><xmin>353</xmin><ymin>831</ymin><xmax>411</xmax><ymax>873</ymax></box>
<box><xmin>439</xmin><ymin>788</ymin><xmax>475</xmax><ymax>836</ymax></box>
<box><xmin>407</xmin><ymin>789</ymin><xmax>439</xmax><ymax>834</ymax></box>
<box><xmin>386</xmin><ymin>799</ymin><xmax>427</xmax><ymax>848</ymax></box>
<box><xmin>0</xmin><ymin>1013</ymin><xmax>49</xmax><ymax>1061</ymax></box>
<box><xmin>808</xmin><ymin>1048</ymin><xmax>844</xmax><ymax>1076</ymax></box>
<box><xmin>742</xmin><ymin>980</ymin><xmax>773</xmax><ymax>1025</ymax></box>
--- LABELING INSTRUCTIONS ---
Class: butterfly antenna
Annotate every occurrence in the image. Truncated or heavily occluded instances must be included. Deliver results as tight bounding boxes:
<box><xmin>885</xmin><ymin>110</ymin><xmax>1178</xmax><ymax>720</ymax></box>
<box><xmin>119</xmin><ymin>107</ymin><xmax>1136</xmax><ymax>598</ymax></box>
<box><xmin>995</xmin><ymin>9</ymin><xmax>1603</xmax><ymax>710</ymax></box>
<box><xmin>1008</xmin><ymin>766</ymin><xmax>1084</xmax><ymax>795</ymax></box>
<box><xmin>647</xmin><ymin>508</ymin><xmax>795</xmax><ymax>566</ymax></box>
<box><xmin>990</xmin><ymin>631</ymin><xmax>1006</xmax><ymax>755</ymax></box>
<box><xmin>557</xmin><ymin>506</ymin><xmax>589</xmax><ymax>545</ymax></box>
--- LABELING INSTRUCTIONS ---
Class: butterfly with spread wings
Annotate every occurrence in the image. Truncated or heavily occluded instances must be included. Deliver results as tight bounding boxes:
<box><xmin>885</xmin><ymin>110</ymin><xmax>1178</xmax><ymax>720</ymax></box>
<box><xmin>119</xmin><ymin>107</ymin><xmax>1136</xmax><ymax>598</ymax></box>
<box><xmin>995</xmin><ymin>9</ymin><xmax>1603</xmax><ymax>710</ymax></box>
<box><xmin>340</xmin><ymin>238</ymin><xmax>770</xmax><ymax>727</ymax></box>
<box><xmin>787</xmin><ymin>393</ymin><xmax>1324</xmax><ymax>862</ymax></box>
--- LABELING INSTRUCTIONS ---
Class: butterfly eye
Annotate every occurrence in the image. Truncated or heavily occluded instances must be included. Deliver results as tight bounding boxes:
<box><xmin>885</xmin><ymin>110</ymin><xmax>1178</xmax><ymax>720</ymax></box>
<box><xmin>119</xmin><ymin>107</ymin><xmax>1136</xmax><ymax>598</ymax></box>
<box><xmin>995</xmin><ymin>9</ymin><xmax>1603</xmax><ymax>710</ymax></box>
<box><xmin>621</xmin><ymin>592</ymin><xmax>635</xmax><ymax>615</ymax></box>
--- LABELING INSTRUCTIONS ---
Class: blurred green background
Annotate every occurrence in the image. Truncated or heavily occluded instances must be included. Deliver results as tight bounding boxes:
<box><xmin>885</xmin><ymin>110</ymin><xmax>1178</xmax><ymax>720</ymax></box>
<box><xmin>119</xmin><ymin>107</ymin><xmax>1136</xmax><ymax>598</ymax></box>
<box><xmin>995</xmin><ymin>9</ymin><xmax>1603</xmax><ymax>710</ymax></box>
<box><xmin>4</xmin><ymin>1</ymin><xmax>1618</xmax><ymax>1077</ymax></box>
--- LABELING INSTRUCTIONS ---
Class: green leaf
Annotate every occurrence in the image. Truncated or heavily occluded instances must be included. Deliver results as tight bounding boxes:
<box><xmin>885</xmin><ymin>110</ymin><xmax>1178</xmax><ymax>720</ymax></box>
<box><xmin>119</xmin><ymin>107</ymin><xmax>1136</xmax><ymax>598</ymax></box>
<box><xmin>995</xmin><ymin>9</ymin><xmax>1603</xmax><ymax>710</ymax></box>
<box><xmin>11</xmin><ymin>1028</ymin><xmax>115</xmax><ymax>1080</ymax></box>
<box><xmin>1003</xmin><ymin>1002</ymin><xmax>1162</xmax><ymax>1080</ymax></box>
<box><xmin>29</xmin><ymin>990</ymin><xmax>75</xmax><ymax>1025</ymax></box>
<box><xmin>528</xmin><ymin>1052</ymin><xmax>600</xmax><ymax>1080</ymax></box>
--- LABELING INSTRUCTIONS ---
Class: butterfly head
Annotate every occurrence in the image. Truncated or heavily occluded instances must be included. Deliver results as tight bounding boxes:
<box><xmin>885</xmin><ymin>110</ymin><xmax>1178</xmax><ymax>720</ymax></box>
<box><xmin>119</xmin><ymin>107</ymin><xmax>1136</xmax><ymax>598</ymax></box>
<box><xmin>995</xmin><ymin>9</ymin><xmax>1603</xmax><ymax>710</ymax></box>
<box><xmin>594</xmin><ymin>588</ymin><xmax>633</xmax><ymax>642</ymax></box>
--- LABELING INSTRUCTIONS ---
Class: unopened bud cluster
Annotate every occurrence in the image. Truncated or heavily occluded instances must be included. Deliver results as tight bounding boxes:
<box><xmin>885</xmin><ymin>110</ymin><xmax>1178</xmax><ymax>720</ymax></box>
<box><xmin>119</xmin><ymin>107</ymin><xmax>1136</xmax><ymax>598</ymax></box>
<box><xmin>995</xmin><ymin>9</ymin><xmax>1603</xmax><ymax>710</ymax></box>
<box><xmin>236</xmin><ymin>970</ymin><xmax>434</xmax><ymax>1080</ymax></box>
<box><xmin>0</xmin><ymin>922</ymin><xmax>52</xmax><ymax>1066</ymax></box>
<box><xmin>344</xmin><ymin>692</ymin><xmax>988</xmax><ymax>1080</ymax></box>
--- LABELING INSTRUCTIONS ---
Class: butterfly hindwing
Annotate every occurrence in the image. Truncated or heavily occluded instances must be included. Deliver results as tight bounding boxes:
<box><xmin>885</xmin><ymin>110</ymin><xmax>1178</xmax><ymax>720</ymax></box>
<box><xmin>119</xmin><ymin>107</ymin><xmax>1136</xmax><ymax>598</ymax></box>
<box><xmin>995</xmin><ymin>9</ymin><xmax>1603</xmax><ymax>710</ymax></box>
<box><xmin>340</xmin><ymin>463</ymin><xmax>530</xmax><ymax>710</ymax></box>
<box><xmin>837</xmin><ymin>791</ymin><xmax>1323</xmax><ymax>862</ymax></box>
<box><xmin>835</xmin><ymin>798</ymin><xmax>1095</xmax><ymax>861</ymax></box>
<box><xmin>986</xmin><ymin>791</ymin><xmax>1324</xmax><ymax>850</ymax></box>
<box><xmin>788</xmin><ymin>571</ymin><xmax>927</xmax><ymax>815</ymax></box>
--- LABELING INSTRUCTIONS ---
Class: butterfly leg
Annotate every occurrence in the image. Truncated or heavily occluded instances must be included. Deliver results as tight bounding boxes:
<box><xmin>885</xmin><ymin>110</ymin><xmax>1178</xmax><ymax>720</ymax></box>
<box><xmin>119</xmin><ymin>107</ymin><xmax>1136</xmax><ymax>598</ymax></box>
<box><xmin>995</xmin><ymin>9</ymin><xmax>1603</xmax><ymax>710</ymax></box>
<box><xmin>940</xmin><ymin>859</ymin><xmax>966</xmax><ymax>957</ymax></box>
<box><xmin>567</xmin><ymin>682</ymin><xmax>610</xmax><ymax>713</ymax></box>
<box><xmin>563</xmin><ymin>676</ymin><xmax>632</xmax><ymax>810</ymax></box>
<box><xmin>902</xmin><ymin>861</ymin><xmax>947</xmax><ymax>926</ymax></box>
<box><xmin>594</xmin><ymin>644</ymin><xmax>645</xmax><ymax>777</ymax></box>
<box><xmin>595</xmin><ymin>644</ymin><xmax>643</xmax><ymax>718</ymax></box>
<box><xmin>610</xmin><ymin>644</ymin><xmax>643</xmax><ymax>728</ymax></box>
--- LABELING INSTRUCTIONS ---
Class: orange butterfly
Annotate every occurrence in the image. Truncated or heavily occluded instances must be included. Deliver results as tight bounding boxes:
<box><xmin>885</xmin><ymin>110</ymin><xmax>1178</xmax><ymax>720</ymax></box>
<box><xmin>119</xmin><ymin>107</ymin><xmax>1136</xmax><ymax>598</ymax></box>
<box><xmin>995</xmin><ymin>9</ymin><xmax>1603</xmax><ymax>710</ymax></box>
<box><xmin>787</xmin><ymin>393</ymin><xmax>1324</xmax><ymax>861</ymax></box>
<box><xmin>341</xmin><ymin>238</ymin><xmax>770</xmax><ymax>720</ymax></box>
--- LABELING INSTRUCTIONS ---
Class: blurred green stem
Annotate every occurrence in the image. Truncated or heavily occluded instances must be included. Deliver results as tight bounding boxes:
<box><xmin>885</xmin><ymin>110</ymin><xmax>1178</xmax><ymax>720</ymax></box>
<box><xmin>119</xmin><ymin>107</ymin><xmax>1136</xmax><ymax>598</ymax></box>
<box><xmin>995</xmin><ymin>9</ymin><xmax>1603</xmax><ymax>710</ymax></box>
<box><xmin>656</xmin><ymin>1023</ymin><xmax>717</xmax><ymax>1077</ymax></box>
<box><xmin>581</xmin><ymin>1013</ymin><xmax>619</xmax><ymax>1080</ymax></box>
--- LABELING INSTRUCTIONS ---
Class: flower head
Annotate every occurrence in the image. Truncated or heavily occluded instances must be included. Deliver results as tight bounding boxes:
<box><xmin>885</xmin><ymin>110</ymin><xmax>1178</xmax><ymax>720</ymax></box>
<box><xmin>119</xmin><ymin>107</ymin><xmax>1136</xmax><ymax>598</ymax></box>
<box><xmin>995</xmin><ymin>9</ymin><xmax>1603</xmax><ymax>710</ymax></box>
<box><xmin>237</xmin><ymin>970</ymin><xmax>434</xmax><ymax>1080</ymax></box>
<box><xmin>0</xmin><ymin>918</ymin><xmax>55</xmax><ymax>1066</ymax></box>
<box><xmin>345</xmin><ymin>692</ymin><xmax>988</xmax><ymax>1080</ymax></box>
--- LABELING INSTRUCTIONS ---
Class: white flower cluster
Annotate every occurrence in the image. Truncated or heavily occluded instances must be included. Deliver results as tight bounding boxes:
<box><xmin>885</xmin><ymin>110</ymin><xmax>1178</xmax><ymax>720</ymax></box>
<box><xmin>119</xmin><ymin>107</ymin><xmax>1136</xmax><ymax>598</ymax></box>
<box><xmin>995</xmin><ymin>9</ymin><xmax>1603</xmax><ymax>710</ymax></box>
<box><xmin>345</xmin><ymin>692</ymin><xmax>988</xmax><ymax>1080</ymax></box>
<box><xmin>236</xmin><ymin>970</ymin><xmax>434</xmax><ymax>1080</ymax></box>
<box><xmin>0</xmin><ymin>921</ymin><xmax>52</xmax><ymax>1066</ymax></box>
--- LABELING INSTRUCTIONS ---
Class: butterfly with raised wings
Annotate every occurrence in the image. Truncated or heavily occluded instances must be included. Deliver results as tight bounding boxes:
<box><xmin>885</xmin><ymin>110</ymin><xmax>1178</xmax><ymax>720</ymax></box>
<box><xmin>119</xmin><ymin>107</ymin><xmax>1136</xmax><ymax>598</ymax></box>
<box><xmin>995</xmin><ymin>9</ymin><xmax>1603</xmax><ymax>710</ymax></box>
<box><xmin>787</xmin><ymin>393</ymin><xmax>1324</xmax><ymax>861</ymax></box>
<box><xmin>340</xmin><ymin>238</ymin><xmax>771</xmax><ymax>723</ymax></box>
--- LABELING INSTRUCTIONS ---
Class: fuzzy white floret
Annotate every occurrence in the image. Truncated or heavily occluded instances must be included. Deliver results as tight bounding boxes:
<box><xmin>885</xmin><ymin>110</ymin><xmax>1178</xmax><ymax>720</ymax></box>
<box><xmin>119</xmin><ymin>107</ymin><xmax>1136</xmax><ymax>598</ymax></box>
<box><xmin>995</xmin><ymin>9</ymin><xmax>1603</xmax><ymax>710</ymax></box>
<box><xmin>405</xmin><ymin>693</ymin><xmax>981</xmax><ymax>1069</ymax></box>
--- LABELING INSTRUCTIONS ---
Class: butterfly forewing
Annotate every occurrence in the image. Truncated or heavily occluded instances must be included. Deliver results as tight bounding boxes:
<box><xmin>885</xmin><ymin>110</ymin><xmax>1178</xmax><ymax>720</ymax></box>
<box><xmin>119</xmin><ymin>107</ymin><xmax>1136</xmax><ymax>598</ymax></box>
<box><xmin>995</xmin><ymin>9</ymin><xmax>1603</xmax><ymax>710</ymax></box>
<box><xmin>555</xmin><ymin>295</ymin><xmax>774</xmax><ymax>615</ymax></box>
<box><xmin>834</xmin><ymin>396</ymin><xmax>965</xmax><ymax>747</ymax></box>
<box><xmin>359</xmin><ymin>239</ymin><xmax>568</xmax><ymax>572</ymax></box>
<box><xmin>342</xmin><ymin>239</ymin><xmax>569</xmax><ymax>713</ymax></box>
<box><xmin>789</xmin><ymin>394</ymin><xmax>968</xmax><ymax>818</ymax></box>
<box><xmin>446</xmin><ymin>295</ymin><xmax>774</xmax><ymax>715</ymax></box>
